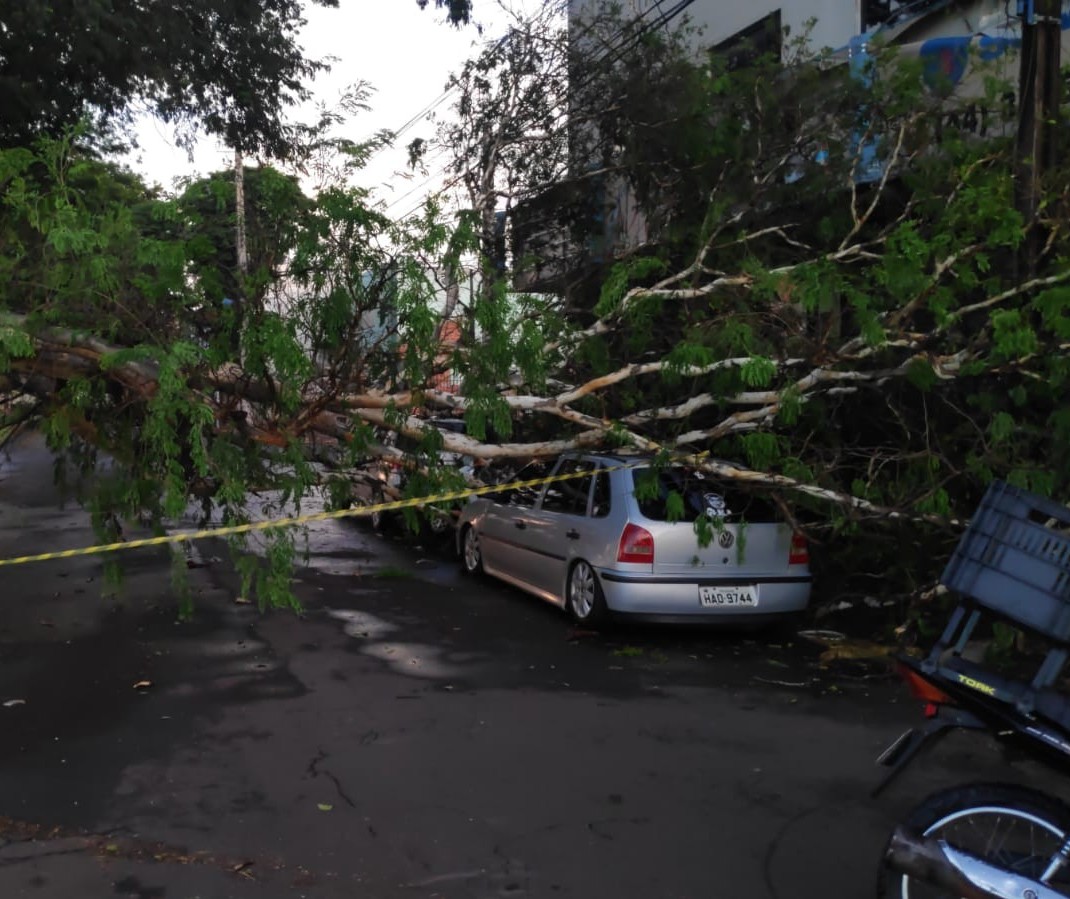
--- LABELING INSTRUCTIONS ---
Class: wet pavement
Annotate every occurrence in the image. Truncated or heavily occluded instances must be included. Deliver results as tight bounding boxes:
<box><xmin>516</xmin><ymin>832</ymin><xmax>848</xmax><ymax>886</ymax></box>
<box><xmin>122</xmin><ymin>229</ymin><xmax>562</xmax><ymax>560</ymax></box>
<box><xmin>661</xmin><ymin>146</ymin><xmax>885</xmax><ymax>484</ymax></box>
<box><xmin>0</xmin><ymin>433</ymin><xmax>1039</xmax><ymax>898</ymax></box>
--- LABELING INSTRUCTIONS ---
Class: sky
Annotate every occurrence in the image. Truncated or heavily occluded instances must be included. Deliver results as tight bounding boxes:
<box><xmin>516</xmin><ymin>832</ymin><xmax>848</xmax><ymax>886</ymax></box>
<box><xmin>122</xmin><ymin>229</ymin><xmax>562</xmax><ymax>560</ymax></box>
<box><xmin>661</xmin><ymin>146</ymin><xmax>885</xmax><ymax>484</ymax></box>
<box><xmin>123</xmin><ymin>1</ymin><xmax>538</xmax><ymax>208</ymax></box>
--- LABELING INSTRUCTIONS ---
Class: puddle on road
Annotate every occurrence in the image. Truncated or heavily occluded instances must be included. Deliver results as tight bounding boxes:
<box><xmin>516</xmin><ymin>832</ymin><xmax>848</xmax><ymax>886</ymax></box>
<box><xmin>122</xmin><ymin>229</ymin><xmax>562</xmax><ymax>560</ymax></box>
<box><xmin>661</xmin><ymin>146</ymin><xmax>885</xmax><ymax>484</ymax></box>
<box><xmin>326</xmin><ymin>609</ymin><xmax>463</xmax><ymax>680</ymax></box>
<box><xmin>361</xmin><ymin>642</ymin><xmax>460</xmax><ymax>679</ymax></box>
<box><xmin>327</xmin><ymin>609</ymin><xmax>398</xmax><ymax>640</ymax></box>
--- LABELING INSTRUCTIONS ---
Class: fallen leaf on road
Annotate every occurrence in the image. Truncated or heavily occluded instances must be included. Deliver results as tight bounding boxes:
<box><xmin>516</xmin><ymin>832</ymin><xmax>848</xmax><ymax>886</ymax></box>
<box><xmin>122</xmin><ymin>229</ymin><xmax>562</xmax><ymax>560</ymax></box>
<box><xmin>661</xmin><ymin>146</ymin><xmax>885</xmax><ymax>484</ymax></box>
<box><xmin>2</xmin><ymin>699</ymin><xmax>26</xmax><ymax>708</ymax></box>
<box><xmin>132</xmin><ymin>680</ymin><xmax>152</xmax><ymax>690</ymax></box>
<box><xmin>817</xmin><ymin>640</ymin><xmax>913</xmax><ymax>667</ymax></box>
<box><xmin>317</xmin><ymin>803</ymin><xmax>333</xmax><ymax>812</ymax></box>
<box><xmin>234</xmin><ymin>596</ymin><xmax>252</xmax><ymax>605</ymax></box>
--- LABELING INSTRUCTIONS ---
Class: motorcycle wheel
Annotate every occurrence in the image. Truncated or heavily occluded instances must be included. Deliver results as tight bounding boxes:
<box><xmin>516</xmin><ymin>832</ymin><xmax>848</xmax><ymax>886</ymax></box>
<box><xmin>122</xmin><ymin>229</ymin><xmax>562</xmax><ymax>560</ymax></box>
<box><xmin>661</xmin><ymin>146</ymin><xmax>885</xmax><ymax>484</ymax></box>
<box><xmin>878</xmin><ymin>782</ymin><xmax>1070</xmax><ymax>897</ymax></box>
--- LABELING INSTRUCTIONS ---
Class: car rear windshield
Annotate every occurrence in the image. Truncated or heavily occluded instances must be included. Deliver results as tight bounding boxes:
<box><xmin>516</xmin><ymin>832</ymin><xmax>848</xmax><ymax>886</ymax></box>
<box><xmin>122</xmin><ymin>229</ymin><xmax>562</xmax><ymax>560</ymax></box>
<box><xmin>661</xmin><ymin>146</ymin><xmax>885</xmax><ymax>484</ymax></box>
<box><xmin>631</xmin><ymin>467</ymin><xmax>780</xmax><ymax>523</ymax></box>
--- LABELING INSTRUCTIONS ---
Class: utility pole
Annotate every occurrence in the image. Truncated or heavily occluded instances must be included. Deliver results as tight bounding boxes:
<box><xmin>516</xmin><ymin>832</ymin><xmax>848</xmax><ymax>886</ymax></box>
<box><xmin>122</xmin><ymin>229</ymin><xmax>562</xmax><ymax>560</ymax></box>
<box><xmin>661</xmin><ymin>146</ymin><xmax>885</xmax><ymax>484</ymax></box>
<box><xmin>1014</xmin><ymin>0</ymin><xmax>1062</xmax><ymax>276</ymax></box>
<box><xmin>234</xmin><ymin>148</ymin><xmax>249</xmax><ymax>280</ymax></box>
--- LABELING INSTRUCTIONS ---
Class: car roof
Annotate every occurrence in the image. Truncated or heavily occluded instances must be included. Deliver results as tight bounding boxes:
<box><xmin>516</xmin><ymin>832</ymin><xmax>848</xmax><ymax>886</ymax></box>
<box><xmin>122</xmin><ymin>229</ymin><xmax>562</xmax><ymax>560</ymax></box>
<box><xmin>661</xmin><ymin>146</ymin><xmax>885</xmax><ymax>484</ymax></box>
<box><xmin>564</xmin><ymin>451</ymin><xmax>748</xmax><ymax>472</ymax></box>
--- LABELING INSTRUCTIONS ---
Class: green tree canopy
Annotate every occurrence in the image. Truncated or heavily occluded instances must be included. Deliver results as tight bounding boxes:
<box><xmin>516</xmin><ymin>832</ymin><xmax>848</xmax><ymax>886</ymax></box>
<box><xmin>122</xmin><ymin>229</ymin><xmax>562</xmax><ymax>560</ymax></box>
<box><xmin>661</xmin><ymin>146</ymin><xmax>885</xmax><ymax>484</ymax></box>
<box><xmin>3</xmin><ymin>1</ymin><xmax>1068</xmax><ymax>621</ymax></box>
<box><xmin>0</xmin><ymin>0</ymin><xmax>339</xmax><ymax>156</ymax></box>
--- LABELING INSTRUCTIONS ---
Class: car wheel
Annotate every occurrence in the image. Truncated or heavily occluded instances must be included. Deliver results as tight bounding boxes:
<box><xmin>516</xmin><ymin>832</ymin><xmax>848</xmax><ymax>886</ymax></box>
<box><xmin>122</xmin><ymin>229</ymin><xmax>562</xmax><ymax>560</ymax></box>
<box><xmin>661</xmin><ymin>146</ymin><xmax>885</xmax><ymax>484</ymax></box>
<box><xmin>461</xmin><ymin>526</ymin><xmax>483</xmax><ymax>575</ymax></box>
<box><xmin>419</xmin><ymin>511</ymin><xmax>454</xmax><ymax>554</ymax></box>
<box><xmin>567</xmin><ymin>560</ymin><xmax>607</xmax><ymax>626</ymax></box>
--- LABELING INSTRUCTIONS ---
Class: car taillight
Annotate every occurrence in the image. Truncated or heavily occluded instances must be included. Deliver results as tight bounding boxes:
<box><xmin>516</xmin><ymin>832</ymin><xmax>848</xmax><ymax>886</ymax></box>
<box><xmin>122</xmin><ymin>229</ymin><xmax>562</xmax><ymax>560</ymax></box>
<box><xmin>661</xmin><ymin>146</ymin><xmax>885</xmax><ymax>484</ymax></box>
<box><xmin>788</xmin><ymin>532</ymin><xmax>809</xmax><ymax>565</ymax></box>
<box><xmin>617</xmin><ymin>523</ymin><xmax>654</xmax><ymax>564</ymax></box>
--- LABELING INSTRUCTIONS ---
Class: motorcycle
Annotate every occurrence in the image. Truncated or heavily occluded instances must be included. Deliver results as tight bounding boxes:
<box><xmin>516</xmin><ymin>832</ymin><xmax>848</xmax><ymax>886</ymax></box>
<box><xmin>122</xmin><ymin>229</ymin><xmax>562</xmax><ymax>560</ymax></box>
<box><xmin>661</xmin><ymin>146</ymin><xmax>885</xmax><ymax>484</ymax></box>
<box><xmin>874</xmin><ymin>655</ymin><xmax>1070</xmax><ymax>897</ymax></box>
<box><xmin>874</xmin><ymin>480</ymin><xmax>1070</xmax><ymax>898</ymax></box>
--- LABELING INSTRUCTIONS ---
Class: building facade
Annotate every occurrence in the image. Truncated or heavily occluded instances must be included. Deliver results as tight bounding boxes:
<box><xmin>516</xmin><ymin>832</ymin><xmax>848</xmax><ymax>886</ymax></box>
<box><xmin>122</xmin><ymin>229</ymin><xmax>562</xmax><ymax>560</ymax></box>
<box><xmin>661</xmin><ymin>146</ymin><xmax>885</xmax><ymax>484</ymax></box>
<box><xmin>512</xmin><ymin>0</ymin><xmax>1067</xmax><ymax>294</ymax></box>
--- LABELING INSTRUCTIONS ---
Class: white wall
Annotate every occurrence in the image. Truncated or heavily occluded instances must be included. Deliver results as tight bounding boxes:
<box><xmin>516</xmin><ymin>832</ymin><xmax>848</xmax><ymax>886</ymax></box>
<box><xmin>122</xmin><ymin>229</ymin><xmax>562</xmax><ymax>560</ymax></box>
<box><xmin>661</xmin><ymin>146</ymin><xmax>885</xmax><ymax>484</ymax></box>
<box><xmin>569</xmin><ymin>0</ymin><xmax>862</xmax><ymax>57</ymax></box>
<box><xmin>681</xmin><ymin>0</ymin><xmax>859</xmax><ymax>53</ymax></box>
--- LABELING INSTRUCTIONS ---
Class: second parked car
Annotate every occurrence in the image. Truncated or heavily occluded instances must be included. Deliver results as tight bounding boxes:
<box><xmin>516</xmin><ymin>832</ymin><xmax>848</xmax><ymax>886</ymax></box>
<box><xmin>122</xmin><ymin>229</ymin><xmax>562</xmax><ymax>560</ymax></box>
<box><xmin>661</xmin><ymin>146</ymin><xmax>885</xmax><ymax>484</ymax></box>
<box><xmin>368</xmin><ymin>417</ymin><xmax>473</xmax><ymax>541</ymax></box>
<box><xmin>456</xmin><ymin>452</ymin><xmax>811</xmax><ymax>625</ymax></box>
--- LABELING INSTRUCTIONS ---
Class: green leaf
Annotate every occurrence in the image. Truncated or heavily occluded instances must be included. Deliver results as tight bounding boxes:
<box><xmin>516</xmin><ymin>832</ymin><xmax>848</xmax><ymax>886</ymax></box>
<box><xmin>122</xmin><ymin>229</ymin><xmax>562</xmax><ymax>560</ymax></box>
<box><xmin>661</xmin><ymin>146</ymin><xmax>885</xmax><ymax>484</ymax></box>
<box><xmin>916</xmin><ymin>488</ymin><xmax>951</xmax><ymax>517</ymax></box>
<box><xmin>990</xmin><ymin>309</ymin><xmax>1038</xmax><ymax>361</ymax></box>
<box><xmin>777</xmin><ymin>386</ymin><xmax>802</xmax><ymax>425</ymax></box>
<box><xmin>906</xmin><ymin>358</ymin><xmax>938</xmax><ymax>392</ymax></box>
<box><xmin>740</xmin><ymin>432</ymin><xmax>780</xmax><ymax>470</ymax></box>
<box><xmin>989</xmin><ymin>411</ymin><xmax>1016</xmax><ymax>444</ymax></box>
<box><xmin>739</xmin><ymin>357</ymin><xmax>776</xmax><ymax>388</ymax></box>
<box><xmin>0</xmin><ymin>326</ymin><xmax>34</xmax><ymax>371</ymax></box>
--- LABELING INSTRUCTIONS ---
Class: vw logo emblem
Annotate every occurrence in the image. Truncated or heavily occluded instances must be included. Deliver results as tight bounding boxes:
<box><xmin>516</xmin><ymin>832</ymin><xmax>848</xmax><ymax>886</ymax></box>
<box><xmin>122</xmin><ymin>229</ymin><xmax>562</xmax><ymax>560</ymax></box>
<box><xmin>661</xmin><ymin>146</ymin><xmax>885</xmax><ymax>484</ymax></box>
<box><xmin>718</xmin><ymin>530</ymin><xmax>734</xmax><ymax>549</ymax></box>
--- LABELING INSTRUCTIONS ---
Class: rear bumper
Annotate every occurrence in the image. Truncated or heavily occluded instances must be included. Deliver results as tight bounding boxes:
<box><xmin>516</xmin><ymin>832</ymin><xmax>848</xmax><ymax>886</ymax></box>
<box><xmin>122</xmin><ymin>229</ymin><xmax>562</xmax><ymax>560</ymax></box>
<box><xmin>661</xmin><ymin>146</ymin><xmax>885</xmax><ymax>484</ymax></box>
<box><xmin>597</xmin><ymin>571</ymin><xmax>811</xmax><ymax>619</ymax></box>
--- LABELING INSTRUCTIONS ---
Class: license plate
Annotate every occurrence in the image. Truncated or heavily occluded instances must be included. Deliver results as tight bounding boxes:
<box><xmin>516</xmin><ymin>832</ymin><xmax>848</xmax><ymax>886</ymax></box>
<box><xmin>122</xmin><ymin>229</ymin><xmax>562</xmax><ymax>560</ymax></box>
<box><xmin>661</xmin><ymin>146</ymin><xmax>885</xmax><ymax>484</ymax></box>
<box><xmin>699</xmin><ymin>585</ymin><xmax>758</xmax><ymax>608</ymax></box>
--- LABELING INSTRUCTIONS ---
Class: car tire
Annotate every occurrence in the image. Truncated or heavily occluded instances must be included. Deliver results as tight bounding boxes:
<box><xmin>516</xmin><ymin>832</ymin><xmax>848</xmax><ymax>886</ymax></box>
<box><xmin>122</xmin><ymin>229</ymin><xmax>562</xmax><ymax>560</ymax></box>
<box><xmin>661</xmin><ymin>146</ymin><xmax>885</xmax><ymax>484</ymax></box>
<box><xmin>461</xmin><ymin>526</ymin><xmax>483</xmax><ymax>575</ymax></box>
<box><xmin>419</xmin><ymin>512</ymin><xmax>454</xmax><ymax>554</ymax></box>
<box><xmin>566</xmin><ymin>560</ymin><xmax>608</xmax><ymax>626</ymax></box>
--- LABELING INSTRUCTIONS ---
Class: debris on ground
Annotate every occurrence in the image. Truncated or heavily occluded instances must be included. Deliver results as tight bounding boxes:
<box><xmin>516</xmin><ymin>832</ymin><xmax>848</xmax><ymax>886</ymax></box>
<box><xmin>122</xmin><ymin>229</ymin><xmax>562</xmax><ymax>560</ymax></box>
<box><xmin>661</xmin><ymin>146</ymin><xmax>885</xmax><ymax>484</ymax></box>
<box><xmin>797</xmin><ymin>629</ymin><xmax>846</xmax><ymax>646</ymax></box>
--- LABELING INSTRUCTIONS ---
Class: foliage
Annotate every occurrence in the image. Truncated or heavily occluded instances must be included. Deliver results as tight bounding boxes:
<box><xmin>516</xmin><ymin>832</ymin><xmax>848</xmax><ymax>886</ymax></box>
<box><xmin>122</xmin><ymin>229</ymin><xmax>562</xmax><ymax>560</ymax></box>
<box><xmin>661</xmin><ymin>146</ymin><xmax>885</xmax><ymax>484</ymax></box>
<box><xmin>3</xmin><ymin>0</ymin><xmax>1070</xmax><ymax>621</ymax></box>
<box><xmin>0</xmin><ymin>133</ymin><xmax>449</xmax><ymax>607</ymax></box>
<box><xmin>417</xmin><ymin>0</ymin><xmax>473</xmax><ymax>26</ymax></box>
<box><xmin>425</xmin><ymin>1</ymin><xmax>1070</xmax><ymax>609</ymax></box>
<box><xmin>0</xmin><ymin>0</ymin><xmax>340</xmax><ymax>156</ymax></box>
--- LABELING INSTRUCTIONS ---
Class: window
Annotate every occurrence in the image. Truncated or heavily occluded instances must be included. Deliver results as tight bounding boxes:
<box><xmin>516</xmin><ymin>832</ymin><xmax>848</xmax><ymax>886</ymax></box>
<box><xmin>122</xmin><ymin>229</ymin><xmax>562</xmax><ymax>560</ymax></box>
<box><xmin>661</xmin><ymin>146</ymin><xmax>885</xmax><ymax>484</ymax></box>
<box><xmin>493</xmin><ymin>460</ymin><xmax>549</xmax><ymax>508</ymax></box>
<box><xmin>711</xmin><ymin>11</ymin><xmax>782</xmax><ymax>72</ymax></box>
<box><xmin>863</xmin><ymin>0</ymin><xmax>940</xmax><ymax>31</ymax></box>
<box><xmin>861</xmin><ymin>0</ymin><xmax>892</xmax><ymax>30</ymax></box>
<box><xmin>540</xmin><ymin>458</ymin><xmax>594</xmax><ymax>516</ymax></box>
<box><xmin>632</xmin><ymin>467</ymin><xmax>780</xmax><ymax>523</ymax></box>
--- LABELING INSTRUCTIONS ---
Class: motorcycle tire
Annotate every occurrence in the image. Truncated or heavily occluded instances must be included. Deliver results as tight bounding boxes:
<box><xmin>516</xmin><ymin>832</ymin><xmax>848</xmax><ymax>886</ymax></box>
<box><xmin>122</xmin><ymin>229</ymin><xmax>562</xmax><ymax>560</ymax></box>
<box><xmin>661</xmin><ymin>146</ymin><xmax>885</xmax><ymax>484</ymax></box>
<box><xmin>877</xmin><ymin>781</ymin><xmax>1070</xmax><ymax>898</ymax></box>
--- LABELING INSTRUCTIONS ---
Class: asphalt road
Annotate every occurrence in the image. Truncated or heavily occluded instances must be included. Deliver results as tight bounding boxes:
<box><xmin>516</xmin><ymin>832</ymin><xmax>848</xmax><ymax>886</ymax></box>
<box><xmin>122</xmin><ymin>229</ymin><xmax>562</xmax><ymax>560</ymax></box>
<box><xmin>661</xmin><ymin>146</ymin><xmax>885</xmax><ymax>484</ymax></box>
<box><xmin>0</xmin><ymin>434</ymin><xmax>1033</xmax><ymax>898</ymax></box>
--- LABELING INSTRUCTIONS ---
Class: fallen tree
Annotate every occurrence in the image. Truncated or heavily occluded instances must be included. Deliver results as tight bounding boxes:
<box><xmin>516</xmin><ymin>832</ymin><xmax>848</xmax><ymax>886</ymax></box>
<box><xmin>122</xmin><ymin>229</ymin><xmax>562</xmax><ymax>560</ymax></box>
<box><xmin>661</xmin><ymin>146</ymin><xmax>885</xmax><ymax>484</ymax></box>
<box><xmin>2</xmin><ymin>9</ymin><xmax>1068</xmax><ymax>618</ymax></box>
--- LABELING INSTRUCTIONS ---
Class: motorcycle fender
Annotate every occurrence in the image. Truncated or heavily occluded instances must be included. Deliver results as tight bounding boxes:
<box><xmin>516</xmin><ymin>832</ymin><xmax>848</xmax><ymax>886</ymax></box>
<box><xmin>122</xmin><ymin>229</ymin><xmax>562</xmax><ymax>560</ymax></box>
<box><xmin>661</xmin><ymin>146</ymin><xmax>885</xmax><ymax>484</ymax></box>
<box><xmin>876</xmin><ymin>728</ymin><xmax>919</xmax><ymax>768</ymax></box>
<box><xmin>871</xmin><ymin>714</ymin><xmax>981</xmax><ymax>798</ymax></box>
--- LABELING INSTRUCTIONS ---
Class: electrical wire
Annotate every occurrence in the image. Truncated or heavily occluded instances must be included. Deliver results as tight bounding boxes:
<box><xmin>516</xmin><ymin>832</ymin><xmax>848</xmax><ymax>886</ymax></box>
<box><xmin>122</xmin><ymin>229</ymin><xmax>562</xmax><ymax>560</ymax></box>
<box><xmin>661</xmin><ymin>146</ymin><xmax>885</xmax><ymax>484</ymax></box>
<box><xmin>390</xmin><ymin>0</ymin><xmax>699</xmax><ymax>220</ymax></box>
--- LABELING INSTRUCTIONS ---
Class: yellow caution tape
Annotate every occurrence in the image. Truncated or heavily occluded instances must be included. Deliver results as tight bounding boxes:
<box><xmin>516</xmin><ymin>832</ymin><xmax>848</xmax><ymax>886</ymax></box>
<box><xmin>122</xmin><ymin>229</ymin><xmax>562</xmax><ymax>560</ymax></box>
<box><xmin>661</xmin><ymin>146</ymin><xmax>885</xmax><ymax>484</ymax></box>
<box><xmin>0</xmin><ymin>461</ymin><xmax>652</xmax><ymax>567</ymax></box>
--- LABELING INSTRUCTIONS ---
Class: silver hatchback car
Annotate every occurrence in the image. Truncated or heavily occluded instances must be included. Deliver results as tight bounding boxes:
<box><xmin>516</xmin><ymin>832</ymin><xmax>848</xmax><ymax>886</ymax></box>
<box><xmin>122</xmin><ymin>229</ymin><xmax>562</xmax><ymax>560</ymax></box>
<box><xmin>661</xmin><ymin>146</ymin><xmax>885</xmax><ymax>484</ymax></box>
<box><xmin>456</xmin><ymin>452</ymin><xmax>811</xmax><ymax>625</ymax></box>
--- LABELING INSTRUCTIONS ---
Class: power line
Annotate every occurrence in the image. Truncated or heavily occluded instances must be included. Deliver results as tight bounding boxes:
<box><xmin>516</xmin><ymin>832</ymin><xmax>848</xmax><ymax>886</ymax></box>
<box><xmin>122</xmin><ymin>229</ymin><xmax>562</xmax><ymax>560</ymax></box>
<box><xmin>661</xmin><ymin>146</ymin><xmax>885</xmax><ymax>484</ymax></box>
<box><xmin>391</xmin><ymin>0</ymin><xmax>699</xmax><ymax>221</ymax></box>
<box><xmin>361</xmin><ymin>28</ymin><xmax>518</xmax><ymax>164</ymax></box>
<box><xmin>392</xmin><ymin>89</ymin><xmax>457</xmax><ymax>142</ymax></box>
<box><xmin>383</xmin><ymin>147</ymin><xmax>454</xmax><ymax>213</ymax></box>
